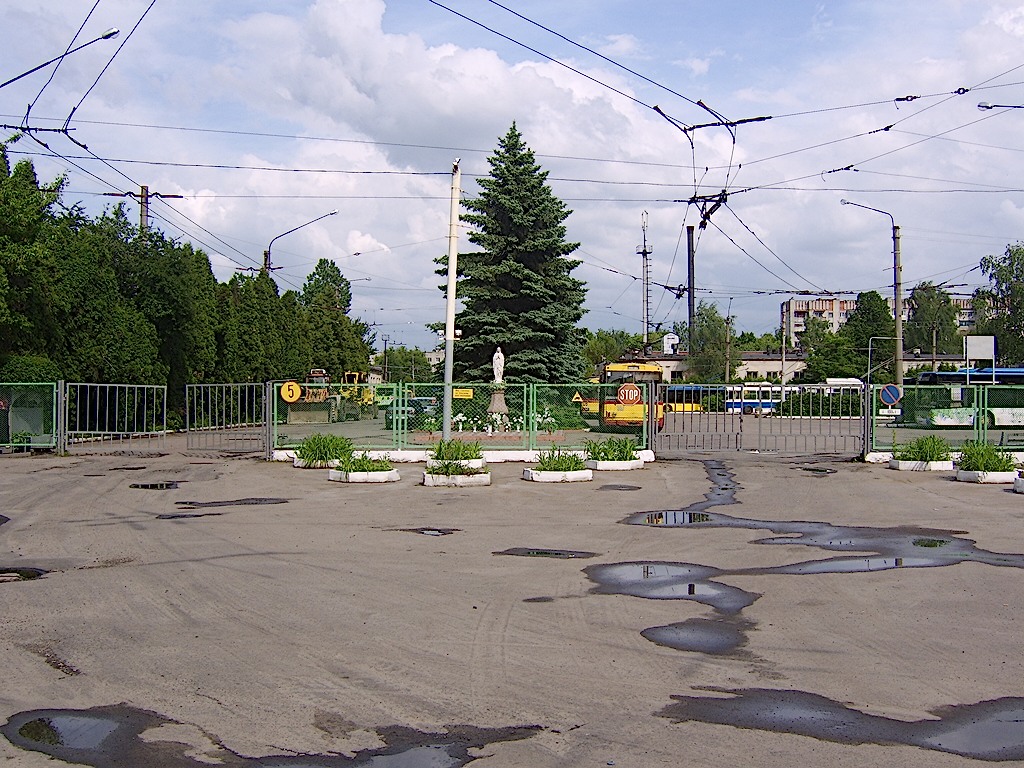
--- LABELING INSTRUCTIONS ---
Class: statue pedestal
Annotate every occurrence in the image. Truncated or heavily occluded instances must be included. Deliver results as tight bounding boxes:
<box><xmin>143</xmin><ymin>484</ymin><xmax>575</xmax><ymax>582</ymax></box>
<box><xmin>487</xmin><ymin>388</ymin><xmax>508</xmax><ymax>431</ymax></box>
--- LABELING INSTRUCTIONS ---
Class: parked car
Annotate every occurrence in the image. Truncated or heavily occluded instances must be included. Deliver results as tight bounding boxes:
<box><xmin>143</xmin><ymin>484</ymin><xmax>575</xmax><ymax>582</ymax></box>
<box><xmin>384</xmin><ymin>397</ymin><xmax>437</xmax><ymax>429</ymax></box>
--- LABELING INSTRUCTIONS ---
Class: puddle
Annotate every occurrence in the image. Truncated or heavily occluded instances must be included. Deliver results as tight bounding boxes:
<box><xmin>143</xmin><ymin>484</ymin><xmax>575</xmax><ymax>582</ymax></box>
<box><xmin>129</xmin><ymin>481</ymin><xmax>180</xmax><ymax>490</ymax></box>
<box><xmin>659</xmin><ymin>687</ymin><xmax>1024</xmax><ymax>761</ymax></box>
<box><xmin>109</xmin><ymin>466</ymin><xmax>147</xmax><ymax>471</ymax></box>
<box><xmin>801</xmin><ymin>466</ymin><xmax>836</xmax><ymax>475</ymax></box>
<box><xmin>0</xmin><ymin>567</ymin><xmax>47</xmax><ymax>581</ymax></box>
<box><xmin>642</xmin><ymin>617</ymin><xmax>754</xmax><ymax>655</ymax></box>
<box><xmin>598</xmin><ymin>484</ymin><xmax>642</xmax><ymax>491</ymax></box>
<box><xmin>523</xmin><ymin>596</ymin><xmax>555</xmax><ymax>603</ymax></box>
<box><xmin>402</xmin><ymin>527</ymin><xmax>460</xmax><ymax>536</ymax></box>
<box><xmin>594</xmin><ymin>459</ymin><xmax>1024</xmax><ymax>658</ymax></box>
<box><xmin>494</xmin><ymin>547</ymin><xmax>597</xmax><ymax>559</ymax></box>
<box><xmin>174</xmin><ymin>498</ymin><xmax>288</xmax><ymax>509</ymax></box>
<box><xmin>156</xmin><ymin>512</ymin><xmax>225</xmax><ymax>520</ymax></box>
<box><xmin>2</xmin><ymin>704</ymin><xmax>540</xmax><ymax>767</ymax></box>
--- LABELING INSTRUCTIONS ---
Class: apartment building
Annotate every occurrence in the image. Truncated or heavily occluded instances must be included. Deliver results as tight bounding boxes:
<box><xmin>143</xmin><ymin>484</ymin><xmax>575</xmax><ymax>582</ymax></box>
<box><xmin>780</xmin><ymin>296</ymin><xmax>974</xmax><ymax>348</ymax></box>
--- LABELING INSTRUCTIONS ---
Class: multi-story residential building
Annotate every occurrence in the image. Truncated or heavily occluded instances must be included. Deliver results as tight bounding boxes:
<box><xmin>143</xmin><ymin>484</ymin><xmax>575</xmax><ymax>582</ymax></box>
<box><xmin>780</xmin><ymin>296</ymin><xmax>974</xmax><ymax>348</ymax></box>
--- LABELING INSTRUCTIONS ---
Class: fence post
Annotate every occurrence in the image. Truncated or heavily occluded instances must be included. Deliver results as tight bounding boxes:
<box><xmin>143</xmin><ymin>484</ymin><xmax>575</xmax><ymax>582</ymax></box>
<box><xmin>56</xmin><ymin>380</ymin><xmax>67</xmax><ymax>454</ymax></box>
<box><xmin>264</xmin><ymin>381</ymin><xmax>274</xmax><ymax>461</ymax></box>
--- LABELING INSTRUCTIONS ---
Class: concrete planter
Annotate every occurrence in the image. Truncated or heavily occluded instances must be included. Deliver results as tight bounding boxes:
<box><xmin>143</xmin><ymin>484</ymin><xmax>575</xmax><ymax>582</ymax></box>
<box><xmin>328</xmin><ymin>468</ymin><xmax>401</xmax><ymax>483</ymax></box>
<box><xmin>425</xmin><ymin>457</ymin><xmax>486</xmax><ymax>470</ymax></box>
<box><xmin>522</xmin><ymin>468</ymin><xmax>593</xmax><ymax>483</ymax></box>
<box><xmin>888</xmin><ymin>459</ymin><xmax>954</xmax><ymax>472</ymax></box>
<box><xmin>293</xmin><ymin>457</ymin><xmax>340</xmax><ymax>469</ymax></box>
<box><xmin>422</xmin><ymin>472</ymin><xmax>491</xmax><ymax>487</ymax></box>
<box><xmin>955</xmin><ymin>469</ymin><xmax>1017</xmax><ymax>484</ymax></box>
<box><xmin>1014</xmin><ymin>476</ymin><xmax>1024</xmax><ymax>494</ymax></box>
<box><xmin>584</xmin><ymin>459</ymin><xmax>644</xmax><ymax>471</ymax></box>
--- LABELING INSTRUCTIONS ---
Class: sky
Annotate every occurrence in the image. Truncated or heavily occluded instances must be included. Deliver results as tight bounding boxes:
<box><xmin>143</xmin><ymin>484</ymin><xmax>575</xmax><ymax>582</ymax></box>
<box><xmin>4</xmin><ymin>0</ymin><xmax>1024</xmax><ymax>353</ymax></box>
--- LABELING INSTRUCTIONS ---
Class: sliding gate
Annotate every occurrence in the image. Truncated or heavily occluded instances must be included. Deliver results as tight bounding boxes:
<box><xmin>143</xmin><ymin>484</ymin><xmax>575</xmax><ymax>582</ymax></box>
<box><xmin>186</xmin><ymin>383</ymin><xmax>268</xmax><ymax>455</ymax></box>
<box><xmin>654</xmin><ymin>383</ymin><xmax>864</xmax><ymax>456</ymax></box>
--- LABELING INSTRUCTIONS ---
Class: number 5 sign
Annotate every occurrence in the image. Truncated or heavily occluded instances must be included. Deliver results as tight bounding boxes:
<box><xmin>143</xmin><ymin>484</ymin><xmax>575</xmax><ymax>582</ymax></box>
<box><xmin>280</xmin><ymin>381</ymin><xmax>303</xmax><ymax>403</ymax></box>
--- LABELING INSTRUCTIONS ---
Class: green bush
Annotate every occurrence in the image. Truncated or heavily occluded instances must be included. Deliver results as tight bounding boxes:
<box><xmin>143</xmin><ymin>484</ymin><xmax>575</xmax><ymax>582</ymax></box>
<box><xmin>295</xmin><ymin>432</ymin><xmax>354</xmax><ymax>463</ymax></box>
<box><xmin>534</xmin><ymin>445</ymin><xmax>586</xmax><ymax>472</ymax></box>
<box><xmin>425</xmin><ymin>459</ymin><xmax>486</xmax><ymax>476</ymax></box>
<box><xmin>893</xmin><ymin>435</ymin><xmax>952</xmax><ymax>463</ymax></box>
<box><xmin>956</xmin><ymin>440</ymin><xmax>1017</xmax><ymax>473</ymax></box>
<box><xmin>430</xmin><ymin>439</ymin><xmax>483</xmax><ymax>461</ymax></box>
<box><xmin>339</xmin><ymin>452</ymin><xmax>394</xmax><ymax>472</ymax></box>
<box><xmin>584</xmin><ymin>436</ymin><xmax>640</xmax><ymax>462</ymax></box>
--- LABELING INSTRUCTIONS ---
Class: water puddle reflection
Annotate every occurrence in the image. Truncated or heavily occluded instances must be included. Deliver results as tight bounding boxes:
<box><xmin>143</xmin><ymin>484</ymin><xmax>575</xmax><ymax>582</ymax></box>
<box><xmin>660</xmin><ymin>687</ymin><xmax>1024</xmax><ymax>761</ymax></box>
<box><xmin>2</xmin><ymin>705</ymin><xmax>540</xmax><ymax>767</ymax></box>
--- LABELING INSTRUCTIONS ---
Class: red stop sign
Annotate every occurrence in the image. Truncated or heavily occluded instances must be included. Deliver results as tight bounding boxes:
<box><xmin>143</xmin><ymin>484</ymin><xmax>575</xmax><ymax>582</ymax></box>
<box><xmin>617</xmin><ymin>383</ymin><xmax>642</xmax><ymax>405</ymax></box>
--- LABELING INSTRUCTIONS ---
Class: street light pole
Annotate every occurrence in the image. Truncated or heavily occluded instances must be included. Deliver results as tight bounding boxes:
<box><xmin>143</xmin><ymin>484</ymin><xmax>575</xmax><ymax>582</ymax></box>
<box><xmin>1</xmin><ymin>28</ymin><xmax>120</xmax><ymax>89</ymax></box>
<box><xmin>840</xmin><ymin>200</ymin><xmax>904</xmax><ymax>385</ymax></box>
<box><xmin>442</xmin><ymin>159</ymin><xmax>461</xmax><ymax>441</ymax></box>
<box><xmin>263</xmin><ymin>210</ymin><xmax>338</xmax><ymax>272</ymax></box>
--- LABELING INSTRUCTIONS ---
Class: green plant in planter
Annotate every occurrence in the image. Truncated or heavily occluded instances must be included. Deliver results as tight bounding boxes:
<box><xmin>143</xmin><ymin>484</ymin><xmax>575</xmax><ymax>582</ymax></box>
<box><xmin>339</xmin><ymin>452</ymin><xmax>394</xmax><ymax>472</ymax></box>
<box><xmin>584</xmin><ymin>436</ymin><xmax>640</xmax><ymax>462</ymax></box>
<box><xmin>295</xmin><ymin>433</ymin><xmax>354</xmax><ymax>463</ymax></box>
<box><xmin>892</xmin><ymin>435</ymin><xmax>952</xmax><ymax>463</ymax></box>
<box><xmin>956</xmin><ymin>440</ymin><xmax>1017</xmax><ymax>472</ymax></box>
<box><xmin>429</xmin><ymin>439</ymin><xmax>483</xmax><ymax>461</ymax></box>
<box><xmin>426</xmin><ymin>459</ymin><xmax>487</xmax><ymax>476</ymax></box>
<box><xmin>534</xmin><ymin>445</ymin><xmax>586</xmax><ymax>472</ymax></box>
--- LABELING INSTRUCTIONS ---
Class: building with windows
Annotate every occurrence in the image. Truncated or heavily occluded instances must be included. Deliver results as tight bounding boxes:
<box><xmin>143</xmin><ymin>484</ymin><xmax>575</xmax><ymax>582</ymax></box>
<box><xmin>780</xmin><ymin>296</ymin><xmax>974</xmax><ymax>348</ymax></box>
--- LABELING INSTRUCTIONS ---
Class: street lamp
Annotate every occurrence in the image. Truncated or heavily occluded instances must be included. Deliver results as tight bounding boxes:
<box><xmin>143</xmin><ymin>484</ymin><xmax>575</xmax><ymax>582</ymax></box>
<box><xmin>840</xmin><ymin>199</ymin><xmax>904</xmax><ymax>385</ymax></box>
<box><xmin>978</xmin><ymin>102</ymin><xmax>1024</xmax><ymax>110</ymax></box>
<box><xmin>1</xmin><ymin>28</ymin><xmax>120</xmax><ymax>90</ymax></box>
<box><xmin>263</xmin><ymin>210</ymin><xmax>337</xmax><ymax>272</ymax></box>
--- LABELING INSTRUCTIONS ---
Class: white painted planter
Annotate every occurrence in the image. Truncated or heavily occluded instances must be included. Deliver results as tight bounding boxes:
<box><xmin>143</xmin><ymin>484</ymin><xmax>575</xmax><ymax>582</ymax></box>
<box><xmin>888</xmin><ymin>459</ymin><xmax>954</xmax><ymax>472</ymax></box>
<box><xmin>584</xmin><ymin>459</ymin><xmax>644</xmax><ymax>471</ymax></box>
<box><xmin>422</xmin><ymin>472</ymin><xmax>491</xmax><ymax>487</ymax></box>
<box><xmin>293</xmin><ymin>457</ymin><xmax>340</xmax><ymax>469</ymax></box>
<box><xmin>955</xmin><ymin>469</ymin><xmax>1017</xmax><ymax>484</ymax></box>
<box><xmin>328</xmin><ymin>468</ymin><xmax>401</xmax><ymax>483</ymax></box>
<box><xmin>522</xmin><ymin>468</ymin><xmax>593</xmax><ymax>483</ymax></box>
<box><xmin>1014</xmin><ymin>476</ymin><xmax>1024</xmax><ymax>494</ymax></box>
<box><xmin>425</xmin><ymin>457</ymin><xmax>486</xmax><ymax>470</ymax></box>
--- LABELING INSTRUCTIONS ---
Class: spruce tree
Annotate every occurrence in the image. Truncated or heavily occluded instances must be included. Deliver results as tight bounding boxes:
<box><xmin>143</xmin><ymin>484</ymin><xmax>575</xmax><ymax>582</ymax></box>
<box><xmin>449</xmin><ymin>123</ymin><xmax>587</xmax><ymax>382</ymax></box>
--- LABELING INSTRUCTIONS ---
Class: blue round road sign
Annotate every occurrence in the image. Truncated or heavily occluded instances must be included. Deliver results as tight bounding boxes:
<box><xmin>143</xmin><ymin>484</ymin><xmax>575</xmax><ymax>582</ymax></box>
<box><xmin>879</xmin><ymin>384</ymin><xmax>902</xmax><ymax>406</ymax></box>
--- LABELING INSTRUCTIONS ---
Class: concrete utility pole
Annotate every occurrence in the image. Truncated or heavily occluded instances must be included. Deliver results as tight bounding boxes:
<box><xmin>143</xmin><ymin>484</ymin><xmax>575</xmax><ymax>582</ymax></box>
<box><xmin>637</xmin><ymin>212</ymin><xmax>652</xmax><ymax>349</ymax></box>
<box><xmin>687</xmin><ymin>225</ymin><xmax>695</xmax><ymax>354</ymax></box>
<box><xmin>102</xmin><ymin>185</ymin><xmax>183</xmax><ymax>231</ymax></box>
<box><xmin>442</xmin><ymin>159</ymin><xmax>461</xmax><ymax>440</ymax></box>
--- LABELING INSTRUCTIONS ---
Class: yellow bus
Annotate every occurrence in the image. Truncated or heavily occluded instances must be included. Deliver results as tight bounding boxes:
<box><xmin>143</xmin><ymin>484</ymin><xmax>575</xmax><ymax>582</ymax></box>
<box><xmin>583</xmin><ymin>362</ymin><xmax>666</xmax><ymax>428</ymax></box>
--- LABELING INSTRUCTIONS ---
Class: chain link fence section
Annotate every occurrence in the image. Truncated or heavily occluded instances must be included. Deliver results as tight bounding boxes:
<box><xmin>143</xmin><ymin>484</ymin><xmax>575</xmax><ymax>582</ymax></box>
<box><xmin>65</xmin><ymin>383</ymin><xmax>166</xmax><ymax>453</ymax></box>
<box><xmin>870</xmin><ymin>384</ymin><xmax>983</xmax><ymax>452</ymax></box>
<box><xmin>982</xmin><ymin>385</ymin><xmax>1024</xmax><ymax>449</ymax></box>
<box><xmin>271</xmin><ymin>381</ymin><xmax>397</xmax><ymax>452</ymax></box>
<box><xmin>0</xmin><ymin>383</ymin><xmax>58</xmax><ymax>451</ymax></box>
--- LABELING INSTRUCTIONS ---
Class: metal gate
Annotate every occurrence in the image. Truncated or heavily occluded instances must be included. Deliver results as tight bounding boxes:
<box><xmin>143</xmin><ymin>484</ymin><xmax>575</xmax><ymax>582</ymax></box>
<box><xmin>186</xmin><ymin>383</ymin><xmax>268</xmax><ymax>455</ymax></box>
<box><xmin>654</xmin><ymin>383</ymin><xmax>864</xmax><ymax>456</ymax></box>
<box><xmin>64</xmin><ymin>383</ymin><xmax>167</xmax><ymax>453</ymax></box>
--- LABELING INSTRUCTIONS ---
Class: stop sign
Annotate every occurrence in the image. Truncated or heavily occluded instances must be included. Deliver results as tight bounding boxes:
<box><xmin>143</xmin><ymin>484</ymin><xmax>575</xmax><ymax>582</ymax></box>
<box><xmin>617</xmin><ymin>383</ymin><xmax>643</xmax><ymax>405</ymax></box>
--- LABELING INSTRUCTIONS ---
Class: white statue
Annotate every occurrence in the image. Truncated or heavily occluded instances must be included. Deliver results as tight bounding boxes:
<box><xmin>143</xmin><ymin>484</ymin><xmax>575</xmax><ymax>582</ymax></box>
<box><xmin>492</xmin><ymin>346</ymin><xmax>505</xmax><ymax>384</ymax></box>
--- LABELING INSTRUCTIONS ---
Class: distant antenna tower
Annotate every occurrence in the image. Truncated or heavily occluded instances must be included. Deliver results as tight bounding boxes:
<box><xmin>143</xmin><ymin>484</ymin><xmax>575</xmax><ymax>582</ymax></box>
<box><xmin>637</xmin><ymin>212</ymin><xmax>653</xmax><ymax>347</ymax></box>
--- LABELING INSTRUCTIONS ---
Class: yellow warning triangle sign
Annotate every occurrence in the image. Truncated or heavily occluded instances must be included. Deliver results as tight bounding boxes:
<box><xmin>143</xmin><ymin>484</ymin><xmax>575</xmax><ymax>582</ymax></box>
<box><xmin>571</xmin><ymin>391</ymin><xmax>583</xmax><ymax>402</ymax></box>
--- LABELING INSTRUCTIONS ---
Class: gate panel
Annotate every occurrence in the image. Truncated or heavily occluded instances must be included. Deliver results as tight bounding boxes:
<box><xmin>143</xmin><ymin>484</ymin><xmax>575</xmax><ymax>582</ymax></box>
<box><xmin>186</xmin><ymin>383</ymin><xmax>266</xmax><ymax>454</ymax></box>
<box><xmin>0</xmin><ymin>382</ymin><xmax>58</xmax><ymax>450</ymax></box>
<box><xmin>66</xmin><ymin>383</ymin><xmax>166</xmax><ymax>453</ymax></box>
<box><xmin>756</xmin><ymin>384</ymin><xmax>863</xmax><ymax>454</ymax></box>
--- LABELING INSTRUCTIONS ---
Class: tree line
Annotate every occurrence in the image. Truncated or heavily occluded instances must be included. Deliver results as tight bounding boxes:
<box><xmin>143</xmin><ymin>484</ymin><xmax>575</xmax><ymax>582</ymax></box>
<box><xmin>0</xmin><ymin>144</ymin><xmax>373</xmax><ymax>412</ymax></box>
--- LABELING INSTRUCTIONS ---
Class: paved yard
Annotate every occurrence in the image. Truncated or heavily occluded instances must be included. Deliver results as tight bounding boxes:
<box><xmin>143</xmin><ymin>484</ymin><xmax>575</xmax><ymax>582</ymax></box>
<box><xmin>1</xmin><ymin>449</ymin><xmax>1023</xmax><ymax>766</ymax></box>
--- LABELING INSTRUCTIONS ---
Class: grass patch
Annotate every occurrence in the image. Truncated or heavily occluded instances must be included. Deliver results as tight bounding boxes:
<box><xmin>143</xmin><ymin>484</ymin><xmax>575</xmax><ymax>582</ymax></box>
<box><xmin>534</xmin><ymin>445</ymin><xmax>586</xmax><ymax>472</ymax></box>
<box><xmin>429</xmin><ymin>439</ymin><xmax>483</xmax><ymax>461</ymax></box>
<box><xmin>956</xmin><ymin>440</ymin><xmax>1017</xmax><ymax>473</ymax></box>
<box><xmin>338</xmin><ymin>452</ymin><xmax>394</xmax><ymax>473</ymax></box>
<box><xmin>295</xmin><ymin>432</ymin><xmax>354</xmax><ymax>463</ymax></box>
<box><xmin>893</xmin><ymin>435</ymin><xmax>952</xmax><ymax>463</ymax></box>
<box><xmin>425</xmin><ymin>459</ymin><xmax>486</xmax><ymax>476</ymax></box>
<box><xmin>583</xmin><ymin>436</ymin><xmax>640</xmax><ymax>462</ymax></box>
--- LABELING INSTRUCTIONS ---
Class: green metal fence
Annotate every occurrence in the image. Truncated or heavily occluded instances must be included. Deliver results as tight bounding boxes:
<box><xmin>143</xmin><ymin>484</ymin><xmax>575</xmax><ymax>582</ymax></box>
<box><xmin>270</xmin><ymin>381</ymin><xmax>647</xmax><ymax>452</ymax></box>
<box><xmin>869</xmin><ymin>383</ymin><xmax>1024</xmax><ymax>452</ymax></box>
<box><xmin>0</xmin><ymin>383</ymin><xmax>58</xmax><ymax>450</ymax></box>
